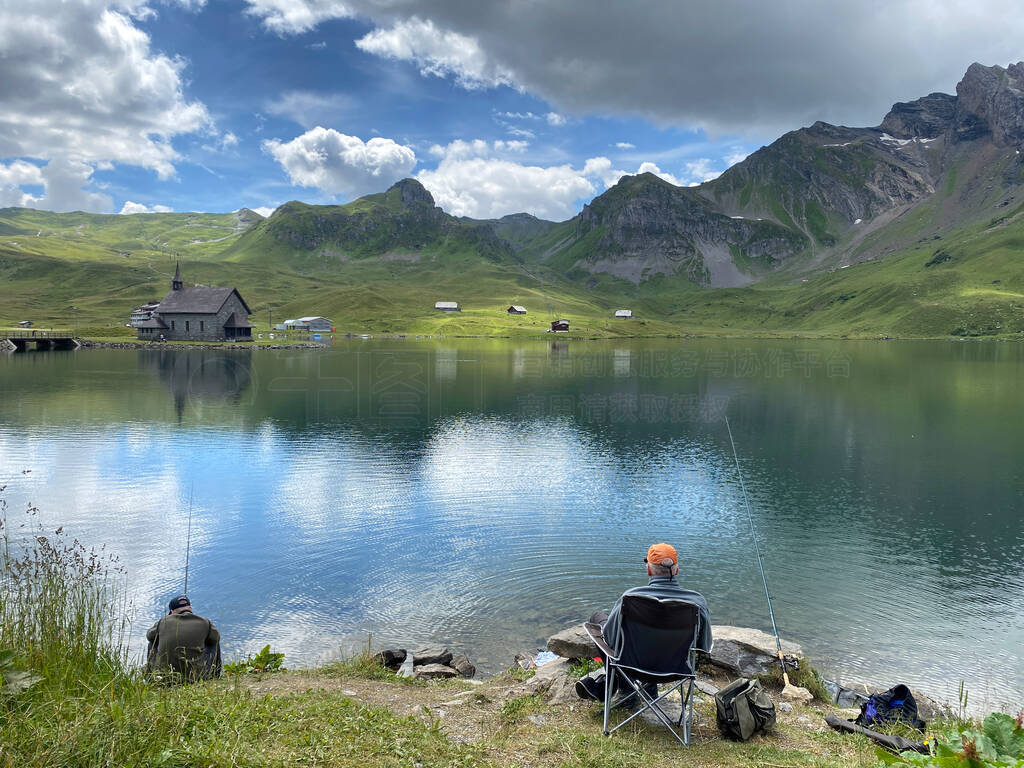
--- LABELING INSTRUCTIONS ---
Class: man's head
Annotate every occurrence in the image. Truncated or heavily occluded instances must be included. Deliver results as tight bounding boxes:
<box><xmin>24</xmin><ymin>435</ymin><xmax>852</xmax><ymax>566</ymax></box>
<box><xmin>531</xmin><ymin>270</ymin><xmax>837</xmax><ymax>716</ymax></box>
<box><xmin>168</xmin><ymin>595</ymin><xmax>192</xmax><ymax>614</ymax></box>
<box><xmin>644</xmin><ymin>543</ymin><xmax>678</xmax><ymax>578</ymax></box>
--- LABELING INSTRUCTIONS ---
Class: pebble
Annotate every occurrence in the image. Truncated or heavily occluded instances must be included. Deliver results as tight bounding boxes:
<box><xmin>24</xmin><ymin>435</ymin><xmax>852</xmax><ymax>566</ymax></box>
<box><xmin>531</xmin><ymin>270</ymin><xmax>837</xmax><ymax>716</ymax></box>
<box><xmin>342</xmin><ymin>689</ymin><xmax>357</xmax><ymax>696</ymax></box>
<box><xmin>778</xmin><ymin>702</ymin><xmax>794</xmax><ymax>713</ymax></box>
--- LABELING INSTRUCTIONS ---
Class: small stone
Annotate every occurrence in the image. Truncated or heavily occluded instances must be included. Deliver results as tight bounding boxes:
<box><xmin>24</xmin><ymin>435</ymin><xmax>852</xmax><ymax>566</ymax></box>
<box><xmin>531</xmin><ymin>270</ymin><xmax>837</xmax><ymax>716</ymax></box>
<box><xmin>341</xmin><ymin>689</ymin><xmax>358</xmax><ymax>696</ymax></box>
<box><xmin>782</xmin><ymin>684</ymin><xmax>814</xmax><ymax>703</ymax></box>
<box><xmin>412</xmin><ymin>663</ymin><xmax>458</xmax><ymax>680</ymax></box>
<box><xmin>450</xmin><ymin>653</ymin><xmax>476</xmax><ymax>678</ymax></box>
<box><xmin>777</xmin><ymin>702</ymin><xmax>794</xmax><ymax>713</ymax></box>
<box><xmin>527</xmin><ymin>715</ymin><xmax>545</xmax><ymax>725</ymax></box>
<box><xmin>412</xmin><ymin>645</ymin><xmax>453</xmax><ymax>666</ymax></box>
<box><xmin>374</xmin><ymin>648</ymin><xmax>407</xmax><ymax>669</ymax></box>
<box><xmin>396</xmin><ymin>653</ymin><xmax>414</xmax><ymax>678</ymax></box>
<box><xmin>695</xmin><ymin>679</ymin><xmax>720</xmax><ymax>696</ymax></box>
<box><xmin>547</xmin><ymin>624</ymin><xmax>600</xmax><ymax>659</ymax></box>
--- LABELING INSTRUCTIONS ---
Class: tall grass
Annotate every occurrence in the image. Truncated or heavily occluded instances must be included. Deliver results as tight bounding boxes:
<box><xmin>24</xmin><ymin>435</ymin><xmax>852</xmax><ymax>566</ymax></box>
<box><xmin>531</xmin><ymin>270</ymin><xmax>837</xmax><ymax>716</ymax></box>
<box><xmin>0</xmin><ymin>488</ymin><xmax>130</xmax><ymax>694</ymax></box>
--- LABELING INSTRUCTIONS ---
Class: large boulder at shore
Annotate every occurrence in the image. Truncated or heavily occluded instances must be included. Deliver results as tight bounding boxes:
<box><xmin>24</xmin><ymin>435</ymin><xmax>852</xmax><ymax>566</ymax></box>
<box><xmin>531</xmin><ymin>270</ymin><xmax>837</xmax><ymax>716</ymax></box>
<box><xmin>547</xmin><ymin>624</ymin><xmax>600</xmax><ymax>659</ymax></box>
<box><xmin>374</xmin><ymin>648</ymin><xmax>406</xmax><ymax>669</ymax></box>
<box><xmin>450</xmin><ymin>653</ymin><xmax>476</xmax><ymax>679</ymax></box>
<box><xmin>708</xmin><ymin>626</ymin><xmax>803</xmax><ymax>677</ymax></box>
<box><xmin>510</xmin><ymin>657</ymin><xmax>577</xmax><ymax>704</ymax></box>
<box><xmin>413</xmin><ymin>663</ymin><xmax>458</xmax><ymax>680</ymax></box>
<box><xmin>413</xmin><ymin>646</ymin><xmax>453</xmax><ymax>666</ymax></box>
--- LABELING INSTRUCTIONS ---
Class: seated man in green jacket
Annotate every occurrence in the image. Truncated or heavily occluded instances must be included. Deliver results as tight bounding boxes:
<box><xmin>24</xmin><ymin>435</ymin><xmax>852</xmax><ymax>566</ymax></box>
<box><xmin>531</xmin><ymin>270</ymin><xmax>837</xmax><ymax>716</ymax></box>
<box><xmin>146</xmin><ymin>595</ymin><xmax>222</xmax><ymax>683</ymax></box>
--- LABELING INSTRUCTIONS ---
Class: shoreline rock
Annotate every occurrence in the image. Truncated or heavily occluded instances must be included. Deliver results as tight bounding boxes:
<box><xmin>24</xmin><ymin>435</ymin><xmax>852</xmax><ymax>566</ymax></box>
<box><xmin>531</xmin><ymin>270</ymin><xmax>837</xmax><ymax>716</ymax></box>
<box><xmin>76</xmin><ymin>340</ymin><xmax>324</xmax><ymax>350</ymax></box>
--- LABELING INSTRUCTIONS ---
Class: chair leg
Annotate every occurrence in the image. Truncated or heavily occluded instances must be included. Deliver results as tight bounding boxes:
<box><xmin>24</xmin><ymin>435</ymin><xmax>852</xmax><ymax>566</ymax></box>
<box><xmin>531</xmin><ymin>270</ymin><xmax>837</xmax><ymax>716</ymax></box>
<box><xmin>602</xmin><ymin>666</ymin><xmax>613</xmax><ymax>736</ymax></box>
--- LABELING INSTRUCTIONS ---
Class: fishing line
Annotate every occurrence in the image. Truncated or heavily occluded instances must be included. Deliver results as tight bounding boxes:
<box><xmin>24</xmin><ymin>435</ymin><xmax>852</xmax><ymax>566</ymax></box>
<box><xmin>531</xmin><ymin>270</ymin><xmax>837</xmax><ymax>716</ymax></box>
<box><xmin>724</xmin><ymin>413</ymin><xmax>792</xmax><ymax>687</ymax></box>
<box><xmin>183</xmin><ymin>481</ymin><xmax>194</xmax><ymax>596</ymax></box>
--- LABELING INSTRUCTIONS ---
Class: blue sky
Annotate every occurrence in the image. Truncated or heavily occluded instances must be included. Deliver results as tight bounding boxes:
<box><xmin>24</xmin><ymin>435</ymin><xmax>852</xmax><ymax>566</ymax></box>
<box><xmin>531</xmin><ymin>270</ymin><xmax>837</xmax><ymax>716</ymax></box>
<box><xmin>1</xmin><ymin>0</ymin><xmax>1022</xmax><ymax>220</ymax></box>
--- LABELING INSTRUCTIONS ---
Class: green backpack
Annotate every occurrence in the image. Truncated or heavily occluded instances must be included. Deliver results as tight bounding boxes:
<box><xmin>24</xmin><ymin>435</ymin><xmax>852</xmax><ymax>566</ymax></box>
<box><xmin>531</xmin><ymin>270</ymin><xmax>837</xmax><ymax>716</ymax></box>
<box><xmin>715</xmin><ymin>678</ymin><xmax>777</xmax><ymax>740</ymax></box>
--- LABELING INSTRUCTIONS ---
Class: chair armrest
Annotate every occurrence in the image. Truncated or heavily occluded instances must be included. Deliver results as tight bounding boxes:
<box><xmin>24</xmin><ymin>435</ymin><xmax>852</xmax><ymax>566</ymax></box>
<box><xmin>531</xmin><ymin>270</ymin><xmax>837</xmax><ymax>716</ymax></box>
<box><xmin>583</xmin><ymin>622</ymin><xmax>616</xmax><ymax>660</ymax></box>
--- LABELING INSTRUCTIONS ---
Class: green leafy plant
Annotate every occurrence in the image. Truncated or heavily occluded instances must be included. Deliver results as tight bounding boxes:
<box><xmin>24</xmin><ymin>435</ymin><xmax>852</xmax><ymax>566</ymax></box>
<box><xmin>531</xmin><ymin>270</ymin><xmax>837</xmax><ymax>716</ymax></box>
<box><xmin>224</xmin><ymin>645</ymin><xmax>285</xmax><ymax>675</ymax></box>
<box><xmin>877</xmin><ymin>711</ymin><xmax>1024</xmax><ymax>767</ymax></box>
<box><xmin>0</xmin><ymin>650</ymin><xmax>41</xmax><ymax>697</ymax></box>
<box><xmin>569</xmin><ymin>656</ymin><xmax>604</xmax><ymax>678</ymax></box>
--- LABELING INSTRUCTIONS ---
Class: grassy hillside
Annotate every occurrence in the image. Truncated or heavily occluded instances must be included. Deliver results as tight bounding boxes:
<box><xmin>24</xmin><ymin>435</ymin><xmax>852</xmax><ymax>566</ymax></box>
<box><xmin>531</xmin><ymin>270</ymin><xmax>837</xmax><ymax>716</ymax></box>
<box><xmin>1</xmin><ymin>192</ymin><xmax>1022</xmax><ymax>339</ymax></box>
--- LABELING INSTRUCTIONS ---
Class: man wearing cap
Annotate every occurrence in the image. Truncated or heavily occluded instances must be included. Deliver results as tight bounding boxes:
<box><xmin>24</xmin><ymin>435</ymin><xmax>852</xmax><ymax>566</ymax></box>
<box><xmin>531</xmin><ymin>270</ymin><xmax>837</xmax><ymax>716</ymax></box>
<box><xmin>576</xmin><ymin>543</ymin><xmax>711</xmax><ymax>700</ymax></box>
<box><xmin>146</xmin><ymin>596</ymin><xmax>222</xmax><ymax>683</ymax></box>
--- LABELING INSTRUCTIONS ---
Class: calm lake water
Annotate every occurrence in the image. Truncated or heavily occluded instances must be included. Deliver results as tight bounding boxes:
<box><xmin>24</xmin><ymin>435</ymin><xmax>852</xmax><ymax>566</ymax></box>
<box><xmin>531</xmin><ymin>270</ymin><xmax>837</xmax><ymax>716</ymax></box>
<box><xmin>1</xmin><ymin>339</ymin><xmax>1021</xmax><ymax>709</ymax></box>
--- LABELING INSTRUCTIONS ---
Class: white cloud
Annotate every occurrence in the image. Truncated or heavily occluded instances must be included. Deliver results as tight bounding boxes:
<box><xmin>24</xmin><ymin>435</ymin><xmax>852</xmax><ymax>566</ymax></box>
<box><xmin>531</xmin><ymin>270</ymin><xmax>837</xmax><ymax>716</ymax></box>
<box><xmin>0</xmin><ymin>158</ymin><xmax>112</xmax><ymax>212</ymax></box>
<box><xmin>682</xmin><ymin>158</ymin><xmax>721</xmax><ymax>184</ymax></box>
<box><xmin>582</xmin><ymin>157</ymin><xmax>682</xmax><ymax>189</ymax></box>
<box><xmin>355</xmin><ymin>17</ymin><xmax>517</xmax><ymax>90</ymax></box>
<box><xmin>119</xmin><ymin>201</ymin><xmax>174</xmax><ymax>214</ymax></box>
<box><xmin>417</xmin><ymin>140</ymin><xmax>594</xmax><ymax>220</ymax></box>
<box><xmin>251</xmin><ymin>206</ymin><xmax>278</xmax><ymax>217</ymax></box>
<box><xmin>263</xmin><ymin>126</ymin><xmax>417</xmax><ymax>198</ymax></box>
<box><xmin>201</xmin><ymin>131</ymin><xmax>240</xmax><ymax>154</ymax></box>
<box><xmin>545</xmin><ymin>112</ymin><xmax>566</xmax><ymax>126</ymax></box>
<box><xmin>494</xmin><ymin>140</ymin><xmax>529</xmax><ymax>153</ymax></box>
<box><xmin>264</xmin><ymin>91</ymin><xmax>354</xmax><ymax>129</ymax></box>
<box><xmin>615</xmin><ymin>142</ymin><xmax>636</xmax><ymax>149</ymax></box>
<box><xmin>243</xmin><ymin>0</ymin><xmax>352</xmax><ymax>34</ymax></box>
<box><xmin>724</xmin><ymin>150</ymin><xmax>749</xmax><ymax>167</ymax></box>
<box><xmin>0</xmin><ymin>1</ymin><xmax>211</xmax><ymax>179</ymax></box>
<box><xmin>0</xmin><ymin>160</ymin><xmax>45</xmax><ymax>191</ymax></box>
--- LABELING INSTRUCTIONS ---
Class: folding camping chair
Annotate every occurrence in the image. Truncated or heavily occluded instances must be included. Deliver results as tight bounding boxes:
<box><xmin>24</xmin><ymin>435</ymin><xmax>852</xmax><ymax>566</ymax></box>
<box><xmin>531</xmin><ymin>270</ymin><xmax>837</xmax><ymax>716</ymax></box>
<box><xmin>584</xmin><ymin>595</ymin><xmax>702</xmax><ymax>746</ymax></box>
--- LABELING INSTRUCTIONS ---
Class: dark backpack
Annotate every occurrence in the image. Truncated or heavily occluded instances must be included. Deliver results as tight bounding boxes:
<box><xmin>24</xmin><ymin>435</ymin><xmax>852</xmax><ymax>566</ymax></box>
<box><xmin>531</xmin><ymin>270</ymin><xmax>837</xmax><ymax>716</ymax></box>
<box><xmin>854</xmin><ymin>684</ymin><xmax>926</xmax><ymax>732</ymax></box>
<box><xmin>715</xmin><ymin>678</ymin><xmax>777</xmax><ymax>740</ymax></box>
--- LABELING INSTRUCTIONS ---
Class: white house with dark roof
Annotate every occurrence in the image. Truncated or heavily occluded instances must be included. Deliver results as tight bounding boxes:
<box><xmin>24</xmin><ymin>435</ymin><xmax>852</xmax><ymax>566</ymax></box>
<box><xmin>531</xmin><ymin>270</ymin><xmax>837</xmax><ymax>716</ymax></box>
<box><xmin>137</xmin><ymin>263</ymin><xmax>253</xmax><ymax>341</ymax></box>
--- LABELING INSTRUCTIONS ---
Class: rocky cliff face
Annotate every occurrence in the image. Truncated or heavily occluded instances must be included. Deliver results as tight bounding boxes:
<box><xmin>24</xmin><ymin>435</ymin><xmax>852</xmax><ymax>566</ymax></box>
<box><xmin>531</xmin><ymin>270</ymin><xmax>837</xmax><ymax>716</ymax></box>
<box><xmin>570</xmin><ymin>173</ymin><xmax>805</xmax><ymax>286</ymax></box>
<box><xmin>954</xmin><ymin>62</ymin><xmax>1024</xmax><ymax>146</ymax></box>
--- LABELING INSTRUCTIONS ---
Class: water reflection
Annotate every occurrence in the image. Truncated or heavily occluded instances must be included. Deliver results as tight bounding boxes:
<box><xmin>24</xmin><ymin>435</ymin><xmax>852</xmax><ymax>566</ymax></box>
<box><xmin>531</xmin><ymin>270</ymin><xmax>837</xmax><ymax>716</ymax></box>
<box><xmin>0</xmin><ymin>340</ymin><xmax>1021</xmax><ymax>710</ymax></box>
<box><xmin>141</xmin><ymin>349</ymin><xmax>255</xmax><ymax>421</ymax></box>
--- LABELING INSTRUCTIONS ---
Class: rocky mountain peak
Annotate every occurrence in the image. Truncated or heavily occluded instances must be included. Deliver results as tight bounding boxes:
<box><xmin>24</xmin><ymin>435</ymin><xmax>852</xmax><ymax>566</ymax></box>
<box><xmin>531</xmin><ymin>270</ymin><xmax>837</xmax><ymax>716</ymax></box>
<box><xmin>879</xmin><ymin>92</ymin><xmax>957</xmax><ymax>139</ymax></box>
<box><xmin>954</xmin><ymin>61</ymin><xmax>1024</xmax><ymax>145</ymax></box>
<box><xmin>387</xmin><ymin>178</ymin><xmax>435</xmax><ymax>207</ymax></box>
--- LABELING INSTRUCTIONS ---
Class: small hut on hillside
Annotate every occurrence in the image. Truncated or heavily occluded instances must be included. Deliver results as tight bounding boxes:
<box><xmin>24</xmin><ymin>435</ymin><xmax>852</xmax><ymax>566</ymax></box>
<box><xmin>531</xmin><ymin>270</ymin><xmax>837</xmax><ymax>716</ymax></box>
<box><xmin>614</xmin><ymin>309</ymin><xmax>633</xmax><ymax>319</ymax></box>
<box><xmin>550</xmin><ymin>319</ymin><xmax>569</xmax><ymax>332</ymax></box>
<box><xmin>507</xmin><ymin>305</ymin><xmax>527</xmax><ymax>315</ymax></box>
<box><xmin>435</xmin><ymin>301</ymin><xmax>460</xmax><ymax>312</ymax></box>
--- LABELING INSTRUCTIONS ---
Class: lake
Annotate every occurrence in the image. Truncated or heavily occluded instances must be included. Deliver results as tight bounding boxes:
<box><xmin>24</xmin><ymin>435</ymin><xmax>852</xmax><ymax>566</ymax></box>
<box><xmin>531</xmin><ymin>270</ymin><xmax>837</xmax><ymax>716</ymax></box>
<box><xmin>0</xmin><ymin>339</ymin><xmax>1021</xmax><ymax>710</ymax></box>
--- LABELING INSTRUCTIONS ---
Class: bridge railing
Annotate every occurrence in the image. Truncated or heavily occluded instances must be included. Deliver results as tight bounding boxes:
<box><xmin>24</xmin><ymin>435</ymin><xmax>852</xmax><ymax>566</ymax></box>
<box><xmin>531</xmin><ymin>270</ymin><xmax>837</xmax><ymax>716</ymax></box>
<box><xmin>1</xmin><ymin>329</ymin><xmax>75</xmax><ymax>339</ymax></box>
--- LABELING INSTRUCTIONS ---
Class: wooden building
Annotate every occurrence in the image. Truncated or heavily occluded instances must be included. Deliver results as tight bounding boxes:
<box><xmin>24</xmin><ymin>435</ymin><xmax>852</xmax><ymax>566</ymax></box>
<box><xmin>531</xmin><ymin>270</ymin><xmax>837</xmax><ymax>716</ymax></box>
<box><xmin>550</xmin><ymin>319</ymin><xmax>570</xmax><ymax>332</ymax></box>
<box><xmin>284</xmin><ymin>316</ymin><xmax>333</xmax><ymax>332</ymax></box>
<box><xmin>137</xmin><ymin>264</ymin><xmax>253</xmax><ymax>342</ymax></box>
<box><xmin>435</xmin><ymin>301</ymin><xmax>460</xmax><ymax>312</ymax></box>
<box><xmin>614</xmin><ymin>309</ymin><xmax>633</xmax><ymax>319</ymax></box>
<box><xmin>507</xmin><ymin>305</ymin><xmax>527</xmax><ymax>314</ymax></box>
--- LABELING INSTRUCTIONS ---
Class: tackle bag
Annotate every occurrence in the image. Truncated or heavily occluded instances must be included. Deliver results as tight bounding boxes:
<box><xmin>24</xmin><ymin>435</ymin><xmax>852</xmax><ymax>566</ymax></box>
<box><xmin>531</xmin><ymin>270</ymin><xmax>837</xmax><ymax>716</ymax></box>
<box><xmin>853</xmin><ymin>684</ymin><xmax>926</xmax><ymax>732</ymax></box>
<box><xmin>715</xmin><ymin>677</ymin><xmax>777</xmax><ymax>741</ymax></box>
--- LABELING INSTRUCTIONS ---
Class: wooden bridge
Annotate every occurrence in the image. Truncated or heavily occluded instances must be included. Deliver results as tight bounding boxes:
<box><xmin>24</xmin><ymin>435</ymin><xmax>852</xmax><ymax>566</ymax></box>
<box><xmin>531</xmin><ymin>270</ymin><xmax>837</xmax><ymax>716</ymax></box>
<box><xmin>1</xmin><ymin>329</ymin><xmax>80</xmax><ymax>352</ymax></box>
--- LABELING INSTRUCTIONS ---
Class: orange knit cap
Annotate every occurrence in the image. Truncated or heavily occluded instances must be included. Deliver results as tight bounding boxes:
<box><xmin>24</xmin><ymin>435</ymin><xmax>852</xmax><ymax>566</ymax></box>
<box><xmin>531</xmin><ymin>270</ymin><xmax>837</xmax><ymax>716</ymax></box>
<box><xmin>645</xmin><ymin>543</ymin><xmax>677</xmax><ymax>567</ymax></box>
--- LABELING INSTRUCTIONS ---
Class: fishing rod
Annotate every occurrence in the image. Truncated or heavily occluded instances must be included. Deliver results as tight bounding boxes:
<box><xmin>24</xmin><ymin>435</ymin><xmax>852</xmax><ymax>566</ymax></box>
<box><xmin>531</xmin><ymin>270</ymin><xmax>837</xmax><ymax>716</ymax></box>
<box><xmin>183</xmin><ymin>482</ymin><xmax>194</xmax><ymax>597</ymax></box>
<box><xmin>724</xmin><ymin>413</ymin><xmax>792</xmax><ymax>688</ymax></box>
